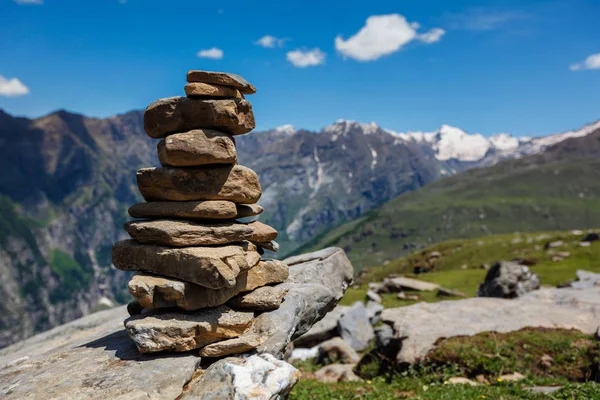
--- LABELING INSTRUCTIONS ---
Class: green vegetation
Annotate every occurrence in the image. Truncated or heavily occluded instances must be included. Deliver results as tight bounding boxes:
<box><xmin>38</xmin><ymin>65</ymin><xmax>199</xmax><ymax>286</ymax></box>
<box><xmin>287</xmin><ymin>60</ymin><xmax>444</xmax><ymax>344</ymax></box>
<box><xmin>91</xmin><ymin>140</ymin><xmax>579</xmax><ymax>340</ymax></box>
<box><xmin>296</xmin><ymin>156</ymin><xmax>600</xmax><ymax>271</ymax></box>
<box><xmin>292</xmin><ymin>328</ymin><xmax>600</xmax><ymax>400</ymax></box>
<box><xmin>338</xmin><ymin>229</ymin><xmax>599</xmax><ymax>308</ymax></box>
<box><xmin>49</xmin><ymin>249</ymin><xmax>92</xmax><ymax>303</ymax></box>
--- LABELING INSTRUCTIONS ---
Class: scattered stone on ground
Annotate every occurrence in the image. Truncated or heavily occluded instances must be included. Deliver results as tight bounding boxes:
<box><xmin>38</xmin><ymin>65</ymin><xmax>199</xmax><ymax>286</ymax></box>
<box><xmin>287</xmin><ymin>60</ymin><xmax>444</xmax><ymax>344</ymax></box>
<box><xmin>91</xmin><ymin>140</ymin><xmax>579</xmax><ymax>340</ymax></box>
<box><xmin>337</xmin><ymin>301</ymin><xmax>375</xmax><ymax>352</ymax></box>
<box><xmin>567</xmin><ymin>270</ymin><xmax>600</xmax><ymax>289</ymax></box>
<box><xmin>445</xmin><ymin>377</ymin><xmax>480</xmax><ymax>386</ymax></box>
<box><xmin>316</xmin><ymin>337</ymin><xmax>360</xmax><ymax>364</ymax></box>
<box><xmin>381</xmin><ymin>286</ymin><xmax>600</xmax><ymax>364</ymax></box>
<box><xmin>397</xmin><ymin>292</ymin><xmax>420</xmax><ymax>301</ymax></box>
<box><xmin>293</xmin><ymin>306</ymin><xmax>351</xmax><ymax>348</ymax></box>
<box><xmin>583</xmin><ymin>232</ymin><xmax>599</xmax><ymax>242</ymax></box>
<box><xmin>366</xmin><ymin>300</ymin><xmax>384</xmax><ymax>325</ymax></box>
<box><xmin>477</xmin><ymin>260</ymin><xmax>540</xmax><ymax>298</ymax></box>
<box><xmin>314</xmin><ymin>364</ymin><xmax>361</xmax><ymax>383</ymax></box>
<box><xmin>499</xmin><ymin>372</ymin><xmax>526</xmax><ymax>382</ymax></box>
<box><xmin>437</xmin><ymin>287</ymin><xmax>467</xmax><ymax>297</ymax></box>
<box><xmin>366</xmin><ymin>290</ymin><xmax>382</xmax><ymax>303</ymax></box>
<box><xmin>525</xmin><ymin>386</ymin><xmax>563</xmax><ymax>394</ymax></box>
<box><xmin>545</xmin><ymin>240</ymin><xmax>564</xmax><ymax>249</ymax></box>
<box><xmin>376</xmin><ymin>276</ymin><xmax>440</xmax><ymax>293</ymax></box>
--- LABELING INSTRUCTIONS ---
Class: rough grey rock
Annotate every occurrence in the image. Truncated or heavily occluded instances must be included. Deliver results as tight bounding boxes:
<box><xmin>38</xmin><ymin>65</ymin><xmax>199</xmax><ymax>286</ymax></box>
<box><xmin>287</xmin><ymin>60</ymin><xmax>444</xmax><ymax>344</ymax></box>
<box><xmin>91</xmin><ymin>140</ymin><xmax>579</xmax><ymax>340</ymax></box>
<box><xmin>316</xmin><ymin>337</ymin><xmax>360</xmax><ymax>364</ymax></box>
<box><xmin>198</xmin><ymin>334</ymin><xmax>264</xmax><ymax>358</ymax></box>
<box><xmin>569</xmin><ymin>270</ymin><xmax>600</xmax><ymax>289</ymax></box>
<box><xmin>366</xmin><ymin>300</ymin><xmax>384</xmax><ymax>325</ymax></box>
<box><xmin>382</xmin><ymin>286</ymin><xmax>600</xmax><ymax>364</ymax></box>
<box><xmin>337</xmin><ymin>301</ymin><xmax>375</xmax><ymax>352</ymax></box>
<box><xmin>0</xmin><ymin>306</ymin><xmax>202</xmax><ymax>399</ymax></box>
<box><xmin>366</xmin><ymin>290</ymin><xmax>382</xmax><ymax>303</ymax></box>
<box><xmin>477</xmin><ymin>260</ymin><xmax>540</xmax><ymax>298</ymax></box>
<box><xmin>240</xmin><ymin>247</ymin><xmax>354</xmax><ymax>357</ymax></box>
<box><xmin>374</xmin><ymin>324</ymin><xmax>394</xmax><ymax>348</ymax></box>
<box><xmin>227</xmin><ymin>286</ymin><xmax>288</xmax><ymax>311</ymax></box>
<box><xmin>314</xmin><ymin>364</ymin><xmax>360</xmax><ymax>383</ymax></box>
<box><xmin>180</xmin><ymin>354</ymin><xmax>299</xmax><ymax>399</ymax></box>
<box><xmin>0</xmin><ymin>248</ymin><xmax>352</xmax><ymax>398</ymax></box>
<box><xmin>293</xmin><ymin>305</ymin><xmax>351</xmax><ymax>348</ymax></box>
<box><xmin>377</xmin><ymin>276</ymin><xmax>440</xmax><ymax>293</ymax></box>
<box><xmin>144</xmin><ymin>97</ymin><xmax>255</xmax><ymax>138</ymax></box>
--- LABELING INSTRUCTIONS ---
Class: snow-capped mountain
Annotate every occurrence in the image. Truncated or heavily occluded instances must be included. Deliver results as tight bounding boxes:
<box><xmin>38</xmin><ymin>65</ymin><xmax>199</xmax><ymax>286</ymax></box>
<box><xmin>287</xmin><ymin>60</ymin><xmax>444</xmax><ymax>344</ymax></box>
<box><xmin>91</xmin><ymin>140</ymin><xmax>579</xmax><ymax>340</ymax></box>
<box><xmin>321</xmin><ymin>119</ymin><xmax>600</xmax><ymax>165</ymax></box>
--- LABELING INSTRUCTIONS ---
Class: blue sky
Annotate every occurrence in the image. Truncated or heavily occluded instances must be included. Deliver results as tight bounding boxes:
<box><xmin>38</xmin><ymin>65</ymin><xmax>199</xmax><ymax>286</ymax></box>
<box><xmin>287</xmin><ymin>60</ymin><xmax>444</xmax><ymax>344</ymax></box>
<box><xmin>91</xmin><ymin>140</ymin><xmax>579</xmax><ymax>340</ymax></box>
<box><xmin>1</xmin><ymin>0</ymin><xmax>599</xmax><ymax>136</ymax></box>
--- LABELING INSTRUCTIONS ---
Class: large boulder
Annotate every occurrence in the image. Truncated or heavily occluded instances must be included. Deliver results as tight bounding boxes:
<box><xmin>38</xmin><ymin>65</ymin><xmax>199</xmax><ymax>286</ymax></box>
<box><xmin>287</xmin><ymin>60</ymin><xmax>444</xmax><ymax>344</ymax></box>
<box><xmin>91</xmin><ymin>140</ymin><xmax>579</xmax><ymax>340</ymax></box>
<box><xmin>0</xmin><ymin>247</ymin><xmax>353</xmax><ymax>399</ymax></box>
<box><xmin>477</xmin><ymin>260</ymin><xmax>540</xmax><ymax>298</ymax></box>
<box><xmin>381</xmin><ymin>286</ymin><xmax>600</xmax><ymax>364</ymax></box>
<box><xmin>293</xmin><ymin>305</ymin><xmax>351</xmax><ymax>348</ymax></box>
<box><xmin>337</xmin><ymin>302</ymin><xmax>375</xmax><ymax>352</ymax></box>
<box><xmin>239</xmin><ymin>247</ymin><xmax>354</xmax><ymax>357</ymax></box>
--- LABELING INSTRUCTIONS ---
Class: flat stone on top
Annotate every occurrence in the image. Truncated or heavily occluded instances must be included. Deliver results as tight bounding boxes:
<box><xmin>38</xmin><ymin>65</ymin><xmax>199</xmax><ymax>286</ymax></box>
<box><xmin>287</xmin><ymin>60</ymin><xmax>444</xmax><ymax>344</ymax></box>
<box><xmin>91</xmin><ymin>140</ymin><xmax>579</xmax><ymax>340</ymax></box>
<box><xmin>186</xmin><ymin>70</ymin><xmax>256</xmax><ymax>94</ymax></box>
<box><xmin>124</xmin><ymin>220</ymin><xmax>278</xmax><ymax>247</ymax></box>
<box><xmin>157</xmin><ymin>129</ymin><xmax>237</xmax><ymax>167</ymax></box>
<box><xmin>128</xmin><ymin>260</ymin><xmax>289</xmax><ymax>310</ymax></box>
<box><xmin>136</xmin><ymin>165</ymin><xmax>261</xmax><ymax>204</ymax></box>
<box><xmin>125</xmin><ymin>305</ymin><xmax>253</xmax><ymax>353</ymax></box>
<box><xmin>112</xmin><ymin>240</ymin><xmax>260</xmax><ymax>289</ymax></box>
<box><xmin>128</xmin><ymin>200</ymin><xmax>238</xmax><ymax>220</ymax></box>
<box><xmin>184</xmin><ymin>82</ymin><xmax>243</xmax><ymax>99</ymax></box>
<box><xmin>144</xmin><ymin>97</ymin><xmax>255</xmax><ymax>138</ymax></box>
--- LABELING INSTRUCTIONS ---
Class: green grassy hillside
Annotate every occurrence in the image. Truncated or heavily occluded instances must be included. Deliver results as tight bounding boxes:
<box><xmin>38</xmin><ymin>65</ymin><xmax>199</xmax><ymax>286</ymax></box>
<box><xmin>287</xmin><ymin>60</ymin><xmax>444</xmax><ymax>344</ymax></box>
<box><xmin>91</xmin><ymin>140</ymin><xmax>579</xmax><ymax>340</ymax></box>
<box><xmin>294</xmin><ymin>131</ymin><xmax>600</xmax><ymax>271</ymax></box>
<box><xmin>340</xmin><ymin>229</ymin><xmax>599</xmax><ymax>308</ymax></box>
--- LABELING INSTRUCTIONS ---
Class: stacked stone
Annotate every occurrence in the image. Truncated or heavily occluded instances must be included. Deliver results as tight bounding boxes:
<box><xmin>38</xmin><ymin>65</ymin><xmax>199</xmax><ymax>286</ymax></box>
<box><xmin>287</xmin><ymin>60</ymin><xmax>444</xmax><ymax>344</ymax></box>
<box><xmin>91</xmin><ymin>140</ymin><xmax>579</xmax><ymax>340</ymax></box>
<box><xmin>112</xmin><ymin>71</ymin><xmax>289</xmax><ymax>357</ymax></box>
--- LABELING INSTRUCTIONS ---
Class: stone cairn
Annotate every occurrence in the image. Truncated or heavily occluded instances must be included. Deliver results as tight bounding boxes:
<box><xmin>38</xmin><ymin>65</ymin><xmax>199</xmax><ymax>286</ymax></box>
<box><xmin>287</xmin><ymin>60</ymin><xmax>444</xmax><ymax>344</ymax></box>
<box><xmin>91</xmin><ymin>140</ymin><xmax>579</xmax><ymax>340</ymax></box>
<box><xmin>112</xmin><ymin>70</ymin><xmax>289</xmax><ymax>357</ymax></box>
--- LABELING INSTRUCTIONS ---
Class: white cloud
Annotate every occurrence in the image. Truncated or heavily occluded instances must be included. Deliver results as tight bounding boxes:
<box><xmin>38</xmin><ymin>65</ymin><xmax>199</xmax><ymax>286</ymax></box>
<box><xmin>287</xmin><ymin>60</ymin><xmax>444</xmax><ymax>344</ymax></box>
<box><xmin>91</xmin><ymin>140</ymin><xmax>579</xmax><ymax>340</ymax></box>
<box><xmin>286</xmin><ymin>48</ymin><xmax>326</xmax><ymax>68</ymax></box>
<box><xmin>418</xmin><ymin>27</ymin><xmax>446</xmax><ymax>44</ymax></box>
<box><xmin>255</xmin><ymin>35</ymin><xmax>286</xmax><ymax>48</ymax></box>
<box><xmin>197</xmin><ymin>48</ymin><xmax>224</xmax><ymax>59</ymax></box>
<box><xmin>335</xmin><ymin>14</ymin><xmax>444</xmax><ymax>62</ymax></box>
<box><xmin>0</xmin><ymin>76</ymin><xmax>30</xmax><ymax>97</ymax></box>
<box><xmin>570</xmin><ymin>53</ymin><xmax>600</xmax><ymax>71</ymax></box>
<box><xmin>14</xmin><ymin>0</ymin><xmax>43</xmax><ymax>4</ymax></box>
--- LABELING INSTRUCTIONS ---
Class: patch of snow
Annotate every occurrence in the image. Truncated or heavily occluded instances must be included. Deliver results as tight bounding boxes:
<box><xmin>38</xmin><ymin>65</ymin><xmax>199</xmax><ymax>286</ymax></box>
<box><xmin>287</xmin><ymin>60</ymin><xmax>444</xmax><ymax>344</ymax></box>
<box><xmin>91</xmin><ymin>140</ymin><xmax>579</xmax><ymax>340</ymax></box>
<box><xmin>432</xmin><ymin>125</ymin><xmax>491</xmax><ymax>162</ymax></box>
<box><xmin>274</xmin><ymin>124</ymin><xmax>296</xmax><ymax>135</ymax></box>
<box><xmin>489</xmin><ymin>133</ymin><xmax>519</xmax><ymax>152</ymax></box>
<box><xmin>370</xmin><ymin>147</ymin><xmax>377</xmax><ymax>169</ymax></box>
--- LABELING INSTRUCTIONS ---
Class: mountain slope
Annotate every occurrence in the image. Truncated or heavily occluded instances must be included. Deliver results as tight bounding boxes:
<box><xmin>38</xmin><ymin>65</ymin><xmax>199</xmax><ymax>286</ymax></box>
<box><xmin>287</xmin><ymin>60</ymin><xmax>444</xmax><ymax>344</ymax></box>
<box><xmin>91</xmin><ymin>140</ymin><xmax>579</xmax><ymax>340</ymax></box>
<box><xmin>0</xmin><ymin>109</ymin><xmax>153</xmax><ymax>348</ymax></box>
<box><xmin>295</xmin><ymin>127</ymin><xmax>600</xmax><ymax>270</ymax></box>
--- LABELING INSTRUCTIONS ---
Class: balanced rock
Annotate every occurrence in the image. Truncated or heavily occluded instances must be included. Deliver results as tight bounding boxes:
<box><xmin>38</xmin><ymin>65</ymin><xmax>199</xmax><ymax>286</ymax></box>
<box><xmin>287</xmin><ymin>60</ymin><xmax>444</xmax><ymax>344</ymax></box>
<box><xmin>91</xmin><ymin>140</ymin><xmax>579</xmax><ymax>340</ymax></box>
<box><xmin>124</xmin><ymin>220</ymin><xmax>277</xmax><ymax>247</ymax></box>
<box><xmin>128</xmin><ymin>201</ymin><xmax>262</xmax><ymax>220</ymax></box>
<box><xmin>144</xmin><ymin>97</ymin><xmax>255</xmax><ymax>138</ymax></box>
<box><xmin>125</xmin><ymin>305</ymin><xmax>253</xmax><ymax>353</ymax></box>
<box><xmin>137</xmin><ymin>165</ymin><xmax>261</xmax><ymax>203</ymax></box>
<box><xmin>236</xmin><ymin>203</ymin><xmax>264</xmax><ymax>218</ymax></box>
<box><xmin>128</xmin><ymin>260</ymin><xmax>289</xmax><ymax>310</ymax></box>
<box><xmin>227</xmin><ymin>286</ymin><xmax>288</xmax><ymax>311</ymax></box>
<box><xmin>184</xmin><ymin>82</ymin><xmax>243</xmax><ymax>99</ymax></box>
<box><xmin>186</xmin><ymin>70</ymin><xmax>257</xmax><ymax>94</ymax></box>
<box><xmin>199</xmin><ymin>334</ymin><xmax>264</xmax><ymax>358</ymax></box>
<box><xmin>157</xmin><ymin>129</ymin><xmax>237</xmax><ymax>167</ymax></box>
<box><xmin>112</xmin><ymin>240</ymin><xmax>260</xmax><ymax>289</ymax></box>
<box><xmin>256</xmin><ymin>240</ymin><xmax>279</xmax><ymax>252</ymax></box>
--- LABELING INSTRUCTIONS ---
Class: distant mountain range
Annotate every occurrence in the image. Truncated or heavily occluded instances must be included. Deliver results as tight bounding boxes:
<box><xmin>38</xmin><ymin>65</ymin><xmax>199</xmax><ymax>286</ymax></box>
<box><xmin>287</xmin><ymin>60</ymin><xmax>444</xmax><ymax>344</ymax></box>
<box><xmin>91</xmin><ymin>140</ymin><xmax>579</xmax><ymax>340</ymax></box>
<box><xmin>294</xmin><ymin>123</ymin><xmax>600</xmax><ymax>270</ymax></box>
<box><xmin>0</xmin><ymin>106</ymin><xmax>597</xmax><ymax>347</ymax></box>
